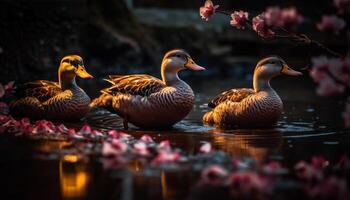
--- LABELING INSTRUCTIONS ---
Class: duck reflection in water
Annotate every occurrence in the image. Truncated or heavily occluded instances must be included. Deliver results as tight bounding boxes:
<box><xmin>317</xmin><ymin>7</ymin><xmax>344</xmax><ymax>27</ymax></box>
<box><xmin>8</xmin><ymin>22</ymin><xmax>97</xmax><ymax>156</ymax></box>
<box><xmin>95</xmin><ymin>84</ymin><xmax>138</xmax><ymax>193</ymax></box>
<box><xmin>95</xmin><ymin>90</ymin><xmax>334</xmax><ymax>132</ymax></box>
<box><xmin>209</xmin><ymin>129</ymin><xmax>282</xmax><ymax>162</ymax></box>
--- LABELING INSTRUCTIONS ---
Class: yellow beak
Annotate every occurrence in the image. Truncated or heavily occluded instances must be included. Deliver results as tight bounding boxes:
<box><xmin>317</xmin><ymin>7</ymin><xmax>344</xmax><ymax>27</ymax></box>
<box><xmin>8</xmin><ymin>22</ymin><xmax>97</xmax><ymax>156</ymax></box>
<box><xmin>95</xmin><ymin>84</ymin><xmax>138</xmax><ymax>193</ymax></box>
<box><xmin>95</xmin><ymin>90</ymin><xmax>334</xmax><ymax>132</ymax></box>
<box><xmin>281</xmin><ymin>64</ymin><xmax>302</xmax><ymax>76</ymax></box>
<box><xmin>76</xmin><ymin>65</ymin><xmax>93</xmax><ymax>79</ymax></box>
<box><xmin>185</xmin><ymin>57</ymin><xmax>206</xmax><ymax>71</ymax></box>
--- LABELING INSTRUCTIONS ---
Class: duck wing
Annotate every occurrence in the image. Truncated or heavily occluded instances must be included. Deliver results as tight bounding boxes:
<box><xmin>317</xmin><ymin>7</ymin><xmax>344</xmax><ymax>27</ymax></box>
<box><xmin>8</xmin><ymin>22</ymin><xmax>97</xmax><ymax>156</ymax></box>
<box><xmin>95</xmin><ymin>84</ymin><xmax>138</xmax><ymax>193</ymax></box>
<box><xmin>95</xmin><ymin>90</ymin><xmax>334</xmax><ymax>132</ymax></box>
<box><xmin>208</xmin><ymin>88</ymin><xmax>255</xmax><ymax>108</ymax></box>
<box><xmin>102</xmin><ymin>74</ymin><xmax>166</xmax><ymax>96</ymax></box>
<box><xmin>16</xmin><ymin>80</ymin><xmax>62</xmax><ymax>102</ymax></box>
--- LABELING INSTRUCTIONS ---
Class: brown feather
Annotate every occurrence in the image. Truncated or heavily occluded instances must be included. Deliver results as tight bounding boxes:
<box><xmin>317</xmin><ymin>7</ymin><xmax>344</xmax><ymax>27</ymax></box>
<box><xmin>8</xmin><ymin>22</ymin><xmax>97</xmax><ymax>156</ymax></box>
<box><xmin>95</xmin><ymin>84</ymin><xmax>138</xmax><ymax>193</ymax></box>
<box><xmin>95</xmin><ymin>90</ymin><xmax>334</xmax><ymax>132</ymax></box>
<box><xmin>208</xmin><ymin>88</ymin><xmax>255</xmax><ymax>108</ymax></box>
<box><xmin>16</xmin><ymin>80</ymin><xmax>62</xmax><ymax>102</ymax></box>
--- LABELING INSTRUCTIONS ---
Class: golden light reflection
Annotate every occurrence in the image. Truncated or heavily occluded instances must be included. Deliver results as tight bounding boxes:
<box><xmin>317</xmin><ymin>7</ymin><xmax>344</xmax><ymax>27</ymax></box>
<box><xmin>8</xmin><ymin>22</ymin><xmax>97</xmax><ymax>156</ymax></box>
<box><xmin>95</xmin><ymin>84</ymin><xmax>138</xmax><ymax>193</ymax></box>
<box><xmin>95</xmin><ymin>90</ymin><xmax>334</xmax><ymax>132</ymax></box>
<box><xmin>210</xmin><ymin>130</ymin><xmax>282</xmax><ymax>162</ymax></box>
<box><xmin>59</xmin><ymin>157</ymin><xmax>89</xmax><ymax>199</ymax></box>
<box><xmin>161</xmin><ymin>171</ymin><xmax>168</xmax><ymax>200</ymax></box>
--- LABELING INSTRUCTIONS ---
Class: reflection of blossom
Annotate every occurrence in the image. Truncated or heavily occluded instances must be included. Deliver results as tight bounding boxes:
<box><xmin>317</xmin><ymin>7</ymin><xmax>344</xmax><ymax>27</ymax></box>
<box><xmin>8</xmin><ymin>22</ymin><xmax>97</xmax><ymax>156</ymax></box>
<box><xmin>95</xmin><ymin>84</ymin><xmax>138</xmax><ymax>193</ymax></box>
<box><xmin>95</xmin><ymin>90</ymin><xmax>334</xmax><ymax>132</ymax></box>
<box><xmin>252</xmin><ymin>13</ymin><xmax>275</xmax><ymax>38</ymax></box>
<box><xmin>140</xmin><ymin>134</ymin><xmax>154</xmax><ymax>143</ymax></box>
<box><xmin>199</xmin><ymin>0</ymin><xmax>219</xmax><ymax>21</ymax></box>
<box><xmin>230</xmin><ymin>11</ymin><xmax>249</xmax><ymax>29</ymax></box>
<box><xmin>229</xmin><ymin>171</ymin><xmax>272</xmax><ymax>195</ymax></box>
<box><xmin>334</xmin><ymin>0</ymin><xmax>350</xmax><ymax>15</ymax></box>
<box><xmin>152</xmin><ymin>150</ymin><xmax>180</xmax><ymax>165</ymax></box>
<box><xmin>201</xmin><ymin>165</ymin><xmax>229</xmax><ymax>185</ymax></box>
<box><xmin>317</xmin><ymin>15</ymin><xmax>346</xmax><ymax>35</ymax></box>
<box><xmin>311</xmin><ymin>156</ymin><xmax>329</xmax><ymax>169</ymax></box>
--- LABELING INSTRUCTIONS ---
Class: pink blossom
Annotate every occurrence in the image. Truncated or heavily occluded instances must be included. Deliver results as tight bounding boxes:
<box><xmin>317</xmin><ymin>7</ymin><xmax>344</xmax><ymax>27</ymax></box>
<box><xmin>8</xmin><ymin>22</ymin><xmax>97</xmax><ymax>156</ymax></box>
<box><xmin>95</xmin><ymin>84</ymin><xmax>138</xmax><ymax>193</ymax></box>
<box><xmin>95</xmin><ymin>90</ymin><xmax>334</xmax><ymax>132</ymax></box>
<box><xmin>311</xmin><ymin>156</ymin><xmax>329</xmax><ymax>169</ymax></box>
<box><xmin>0</xmin><ymin>102</ymin><xmax>9</xmax><ymax>115</ymax></box>
<box><xmin>157</xmin><ymin>140</ymin><xmax>171</xmax><ymax>152</ymax></box>
<box><xmin>108</xmin><ymin>130</ymin><xmax>131</xmax><ymax>139</ymax></box>
<box><xmin>102</xmin><ymin>139</ymin><xmax>128</xmax><ymax>157</ymax></box>
<box><xmin>344</xmin><ymin>99</ymin><xmax>350</xmax><ymax>128</ymax></box>
<box><xmin>329</xmin><ymin>58</ymin><xmax>350</xmax><ymax>86</ymax></box>
<box><xmin>252</xmin><ymin>13</ymin><xmax>275</xmax><ymax>38</ymax></box>
<box><xmin>295</xmin><ymin>161</ymin><xmax>322</xmax><ymax>182</ymax></box>
<box><xmin>133</xmin><ymin>141</ymin><xmax>150</xmax><ymax>157</ymax></box>
<box><xmin>67</xmin><ymin>128</ymin><xmax>77</xmax><ymax>136</ymax></box>
<box><xmin>262</xmin><ymin>161</ymin><xmax>282</xmax><ymax>174</ymax></box>
<box><xmin>317</xmin><ymin>15</ymin><xmax>346</xmax><ymax>35</ymax></box>
<box><xmin>199</xmin><ymin>142</ymin><xmax>212</xmax><ymax>154</ymax></box>
<box><xmin>152</xmin><ymin>150</ymin><xmax>180</xmax><ymax>165</ymax></box>
<box><xmin>4</xmin><ymin>81</ymin><xmax>15</xmax><ymax>93</ymax></box>
<box><xmin>230</xmin><ymin>11</ymin><xmax>249</xmax><ymax>29</ymax></box>
<box><xmin>316</xmin><ymin>76</ymin><xmax>345</xmax><ymax>96</ymax></box>
<box><xmin>201</xmin><ymin>165</ymin><xmax>229</xmax><ymax>185</ymax></box>
<box><xmin>32</xmin><ymin>120</ymin><xmax>55</xmax><ymax>135</ymax></box>
<box><xmin>334</xmin><ymin>0</ymin><xmax>350</xmax><ymax>14</ymax></box>
<box><xmin>310</xmin><ymin>56</ymin><xmax>332</xmax><ymax>83</ymax></box>
<box><xmin>140</xmin><ymin>134</ymin><xmax>154</xmax><ymax>143</ymax></box>
<box><xmin>229</xmin><ymin>172</ymin><xmax>272</xmax><ymax>195</ymax></box>
<box><xmin>199</xmin><ymin>0</ymin><xmax>219</xmax><ymax>21</ymax></box>
<box><xmin>265</xmin><ymin>6</ymin><xmax>283</xmax><ymax>27</ymax></box>
<box><xmin>78</xmin><ymin>124</ymin><xmax>92</xmax><ymax>135</ymax></box>
<box><xmin>56</xmin><ymin>124</ymin><xmax>69</xmax><ymax>134</ymax></box>
<box><xmin>280</xmin><ymin>7</ymin><xmax>303</xmax><ymax>29</ymax></box>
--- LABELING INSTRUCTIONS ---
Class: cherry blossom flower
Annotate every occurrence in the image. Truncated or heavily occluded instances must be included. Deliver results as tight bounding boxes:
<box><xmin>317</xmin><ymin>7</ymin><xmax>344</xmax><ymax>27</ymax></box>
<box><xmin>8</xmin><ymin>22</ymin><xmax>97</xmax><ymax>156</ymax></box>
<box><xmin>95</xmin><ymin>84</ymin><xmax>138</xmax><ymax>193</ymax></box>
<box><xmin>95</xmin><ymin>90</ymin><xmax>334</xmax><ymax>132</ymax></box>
<box><xmin>317</xmin><ymin>15</ymin><xmax>346</xmax><ymax>35</ymax></box>
<box><xmin>229</xmin><ymin>171</ymin><xmax>272</xmax><ymax>195</ymax></box>
<box><xmin>140</xmin><ymin>134</ymin><xmax>154</xmax><ymax>143</ymax></box>
<box><xmin>133</xmin><ymin>141</ymin><xmax>151</xmax><ymax>157</ymax></box>
<box><xmin>265</xmin><ymin>6</ymin><xmax>283</xmax><ymax>27</ymax></box>
<box><xmin>230</xmin><ymin>11</ymin><xmax>249</xmax><ymax>29</ymax></box>
<box><xmin>32</xmin><ymin>120</ymin><xmax>55</xmax><ymax>135</ymax></box>
<box><xmin>0</xmin><ymin>102</ymin><xmax>9</xmax><ymax>115</ymax></box>
<box><xmin>152</xmin><ymin>150</ymin><xmax>180</xmax><ymax>165</ymax></box>
<box><xmin>334</xmin><ymin>0</ymin><xmax>350</xmax><ymax>15</ymax></box>
<box><xmin>157</xmin><ymin>140</ymin><xmax>171</xmax><ymax>152</ymax></box>
<box><xmin>295</xmin><ymin>161</ymin><xmax>323</xmax><ymax>182</ymax></box>
<box><xmin>102</xmin><ymin>139</ymin><xmax>128</xmax><ymax>157</ymax></box>
<box><xmin>201</xmin><ymin>165</ymin><xmax>229</xmax><ymax>185</ymax></box>
<box><xmin>199</xmin><ymin>0</ymin><xmax>219</xmax><ymax>21</ymax></box>
<box><xmin>344</xmin><ymin>99</ymin><xmax>350</xmax><ymax>128</ymax></box>
<box><xmin>199</xmin><ymin>142</ymin><xmax>212</xmax><ymax>154</ymax></box>
<box><xmin>280</xmin><ymin>7</ymin><xmax>303</xmax><ymax>29</ymax></box>
<box><xmin>316</xmin><ymin>76</ymin><xmax>345</xmax><ymax>96</ymax></box>
<box><xmin>252</xmin><ymin>13</ymin><xmax>275</xmax><ymax>38</ymax></box>
<box><xmin>311</xmin><ymin>156</ymin><xmax>329</xmax><ymax>169</ymax></box>
<box><xmin>329</xmin><ymin>58</ymin><xmax>350</xmax><ymax>86</ymax></box>
<box><xmin>4</xmin><ymin>81</ymin><xmax>15</xmax><ymax>93</ymax></box>
<box><xmin>78</xmin><ymin>124</ymin><xmax>93</xmax><ymax>135</ymax></box>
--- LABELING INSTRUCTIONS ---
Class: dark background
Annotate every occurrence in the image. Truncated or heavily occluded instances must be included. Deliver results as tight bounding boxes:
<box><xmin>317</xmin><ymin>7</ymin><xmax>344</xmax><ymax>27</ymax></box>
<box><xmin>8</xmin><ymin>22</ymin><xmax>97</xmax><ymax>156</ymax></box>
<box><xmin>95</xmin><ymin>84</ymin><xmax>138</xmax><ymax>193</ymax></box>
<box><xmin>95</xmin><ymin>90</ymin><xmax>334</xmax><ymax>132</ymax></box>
<box><xmin>0</xmin><ymin>0</ymin><xmax>348</xmax><ymax>86</ymax></box>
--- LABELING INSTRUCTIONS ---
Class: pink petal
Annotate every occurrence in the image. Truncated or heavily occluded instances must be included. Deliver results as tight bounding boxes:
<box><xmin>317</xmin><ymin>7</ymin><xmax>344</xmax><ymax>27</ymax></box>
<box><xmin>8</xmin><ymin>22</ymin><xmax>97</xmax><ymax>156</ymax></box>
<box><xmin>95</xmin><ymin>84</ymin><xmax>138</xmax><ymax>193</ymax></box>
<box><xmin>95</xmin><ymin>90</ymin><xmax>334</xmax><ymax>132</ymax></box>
<box><xmin>140</xmin><ymin>134</ymin><xmax>154</xmax><ymax>143</ymax></box>
<box><xmin>158</xmin><ymin>140</ymin><xmax>171</xmax><ymax>152</ymax></box>
<box><xmin>201</xmin><ymin>165</ymin><xmax>229</xmax><ymax>185</ymax></box>
<box><xmin>78</xmin><ymin>124</ymin><xmax>92</xmax><ymax>135</ymax></box>
<box><xmin>199</xmin><ymin>142</ymin><xmax>212</xmax><ymax>154</ymax></box>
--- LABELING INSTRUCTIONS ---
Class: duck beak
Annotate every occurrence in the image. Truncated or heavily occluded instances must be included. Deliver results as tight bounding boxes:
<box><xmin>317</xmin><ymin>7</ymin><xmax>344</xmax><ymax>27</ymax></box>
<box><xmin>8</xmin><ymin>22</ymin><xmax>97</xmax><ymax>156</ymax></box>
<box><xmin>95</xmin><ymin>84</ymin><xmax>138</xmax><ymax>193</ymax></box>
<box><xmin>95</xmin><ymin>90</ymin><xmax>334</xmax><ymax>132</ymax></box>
<box><xmin>281</xmin><ymin>64</ymin><xmax>302</xmax><ymax>76</ymax></box>
<box><xmin>185</xmin><ymin>57</ymin><xmax>206</xmax><ymax>71</ymax></box>
<box><xmin>76</xmin><ymin>65</ymin><xmax>94</xmax><ymax>79</ymax></box>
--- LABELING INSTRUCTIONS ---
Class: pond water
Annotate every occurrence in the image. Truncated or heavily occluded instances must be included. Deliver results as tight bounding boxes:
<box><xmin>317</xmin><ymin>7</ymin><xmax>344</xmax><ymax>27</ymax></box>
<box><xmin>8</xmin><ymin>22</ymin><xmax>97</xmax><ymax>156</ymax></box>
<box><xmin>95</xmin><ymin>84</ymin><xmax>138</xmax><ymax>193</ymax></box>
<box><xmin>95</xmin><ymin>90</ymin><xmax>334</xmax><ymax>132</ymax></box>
<box><xmin>0</xmin><ymin>76</ymin><xmax>349</xmax><ymax>200</ymax></box>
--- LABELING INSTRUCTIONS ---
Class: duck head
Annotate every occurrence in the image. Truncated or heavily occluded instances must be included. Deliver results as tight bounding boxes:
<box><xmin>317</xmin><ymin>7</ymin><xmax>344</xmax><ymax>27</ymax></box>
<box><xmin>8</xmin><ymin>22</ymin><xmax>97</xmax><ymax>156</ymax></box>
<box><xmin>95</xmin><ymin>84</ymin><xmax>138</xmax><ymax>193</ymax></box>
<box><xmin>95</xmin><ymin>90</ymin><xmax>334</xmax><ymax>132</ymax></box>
<box><xmin>253</xmin><ymin>56</ymin><xmax>302</xmax><ymax>92</ymax></box>
<box><xmin>161</xmin><ymin>49</ymin><xmax>205</xmax><ymax>85</ymax></box>
<box><xmin>58</xmin><ymin>55</ymin><xmax>93</xmax><ymax>89</ymax></box>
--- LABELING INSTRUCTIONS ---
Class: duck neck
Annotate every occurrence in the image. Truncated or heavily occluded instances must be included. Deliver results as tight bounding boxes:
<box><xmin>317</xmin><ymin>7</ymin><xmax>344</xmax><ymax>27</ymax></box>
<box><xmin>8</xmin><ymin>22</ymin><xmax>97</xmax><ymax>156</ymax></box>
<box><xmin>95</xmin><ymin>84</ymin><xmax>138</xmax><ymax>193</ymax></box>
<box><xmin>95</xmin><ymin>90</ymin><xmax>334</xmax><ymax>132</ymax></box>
<box><xmin>253</xmin><ymin>73</ymin><xmax>273</xmax><ymax>93</ymax></box>
<box><xmin>161</xmin><ymin>61</ymin><xmax>182</xmax><ymax>86</ymax></box>
<box><xmin>59</xmin><ymin>71</ymin><xmax>77</xmax><ymax>90</ymax></box>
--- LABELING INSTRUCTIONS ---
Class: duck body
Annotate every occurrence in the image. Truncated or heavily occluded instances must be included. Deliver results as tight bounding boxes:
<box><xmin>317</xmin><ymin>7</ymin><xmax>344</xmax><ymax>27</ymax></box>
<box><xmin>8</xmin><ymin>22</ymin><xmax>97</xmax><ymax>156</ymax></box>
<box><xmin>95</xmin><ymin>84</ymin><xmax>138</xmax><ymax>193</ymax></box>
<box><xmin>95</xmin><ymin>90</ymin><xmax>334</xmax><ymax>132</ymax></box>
<box><xmin>10</xmin><ymin>55</ymin><xmax>93</xmax><ymax>121</ymax></box>
<box><xmin>91</xmin><ymin>49</ymin><xmax>205</xmax><ymax>129</ymax></box>
<box><xmin>203</xmin><ymin>56</ymin><xmax>301</xmax><ymax>128</ymax></box>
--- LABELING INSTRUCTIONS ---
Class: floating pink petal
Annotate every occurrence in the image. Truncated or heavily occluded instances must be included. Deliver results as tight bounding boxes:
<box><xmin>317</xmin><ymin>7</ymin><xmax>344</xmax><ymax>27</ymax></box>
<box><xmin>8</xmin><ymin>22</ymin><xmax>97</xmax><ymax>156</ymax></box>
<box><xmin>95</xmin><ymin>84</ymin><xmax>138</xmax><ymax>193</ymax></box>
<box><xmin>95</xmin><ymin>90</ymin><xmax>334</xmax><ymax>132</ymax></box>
<box><xmin>133</xmin><ymin>141</ymin><xmax>150</xmax><ymax>157</ymax></box>
<box><xmin>334</xmin><ymin>0</ymin><xmax>350</xmax><ymax>15</ymax></box>
<box><xmin>108</xmin><ymin>130</ymin><xmax>131</xmax><ymax>139</ymax></box>
<box><xmin>78</xmin><ymin>124</ymin><xmax>92</xmax><ymax>135</ymax></box>
<box><xmin>56</xmin><ymin>124</ymin><xmax>69</xmax><ymax>134</ymax></box>
<box><xmin>317</xmin><ymin>15</ymin><xmax>346</xmax><ymax>35</ymax></box>
<box><xmin>201</xmin><ymin>165</ymin><xmax>229</xmax><ymax>185</ymax></box>
<box><xmin>199</xmin><ymin>142</ymin><xmax>212</xmax><ymax>154</ymax></box>
<box><xmin>295</xmin><ymin>161</ymin><xmax>322</xmax><ymax>182</ymax></box>
<box><xmin>311</xmin><ymin>156</ymin><xmax>329</xmax><ymax>169</ymax></box>
<box><xmin>306</xmin><ymin>176</ymin><xmax>348</xmax><ymax>199</ymax></box>
<box><xmin>252</xmin><ymin>13</ymin><xmax>275</xmax><ymax>38</ymax></box>
<box><xmin>157</xmin><ymin>140</ymin><xmax>171</xmax><ymax>152</ymax></box>
<box><xmin>229</xmin><ymin>171</ymin><xmax>272</xmax><ymax>195</ymax></box>
<box><xmin>102</xmin><ymin>140</ymin><xmax>128</xmax><ymax>157</ymax></box>
<box><xmin>140</xmin><ymin>134</ymin><xmax>154</xmax><ymax>143</ymax></box>
<box><xmin>152</xmin><ymin>150</ymin><xmax>180</xmax><ymax>165</ymax></box>
<box><xmin>230</xmin><ymin>11</ymin><xmax>249</xmax><ymax>29</ymax></box>
<box><xmin>4</xmin><ymin>81</ymin><xmax>15</xmax><ymax>93</ymax></box>
<box><xmin>199</xmin><ymin>0</ymin><xmax>219</xmax><ymax>21</ymax></box>
<box><xmin>32</xmin><ymin>120</ymin><xmax>55</xmax><ymax>135</ymax></box>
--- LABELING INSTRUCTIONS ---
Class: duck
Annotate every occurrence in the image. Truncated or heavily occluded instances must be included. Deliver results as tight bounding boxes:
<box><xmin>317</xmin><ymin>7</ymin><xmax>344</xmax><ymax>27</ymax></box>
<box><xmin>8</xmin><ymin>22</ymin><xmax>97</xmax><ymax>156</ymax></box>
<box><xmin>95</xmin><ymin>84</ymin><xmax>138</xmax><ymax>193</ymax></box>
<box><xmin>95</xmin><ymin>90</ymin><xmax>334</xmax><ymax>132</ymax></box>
<box><xmin>10</xmin><ymin>55</ymin><xmax>93</xmax><ymax>121</ymax></box>
<box><xmin>203</xmin><ymin>56</ymin><xmax>302</xmax><ymax>128</ymax></box>
<box><xmin>90</xmin><ymin>49</ymin><xmax>205</xmax><ymax>129</ymax></box>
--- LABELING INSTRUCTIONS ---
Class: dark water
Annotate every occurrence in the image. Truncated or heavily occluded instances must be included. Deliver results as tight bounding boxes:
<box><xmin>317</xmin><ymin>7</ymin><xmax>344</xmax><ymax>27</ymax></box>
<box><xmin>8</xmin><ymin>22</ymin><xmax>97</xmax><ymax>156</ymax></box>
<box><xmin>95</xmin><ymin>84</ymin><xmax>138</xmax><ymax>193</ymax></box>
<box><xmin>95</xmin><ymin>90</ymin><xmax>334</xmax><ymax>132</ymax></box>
<box><xmin>0</xmin><ymin>77</ymin><xmax>349</xmax><ymax>200</ymax></box>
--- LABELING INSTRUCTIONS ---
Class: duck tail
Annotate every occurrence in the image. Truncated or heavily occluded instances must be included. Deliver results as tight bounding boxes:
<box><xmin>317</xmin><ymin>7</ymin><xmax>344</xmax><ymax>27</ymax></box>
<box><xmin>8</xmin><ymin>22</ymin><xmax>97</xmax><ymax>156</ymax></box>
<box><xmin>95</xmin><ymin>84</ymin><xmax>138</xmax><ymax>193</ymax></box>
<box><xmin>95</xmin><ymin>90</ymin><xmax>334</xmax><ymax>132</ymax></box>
<box><xmin>202</xmin><ymin>110</ymin><xmax>215</xmax><ymax>124</ymax></box>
